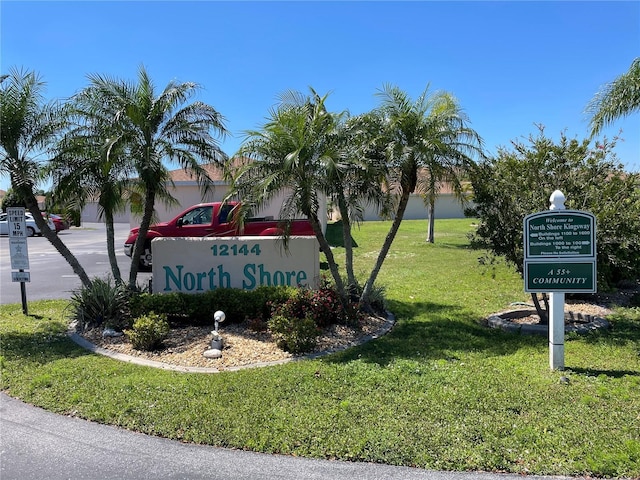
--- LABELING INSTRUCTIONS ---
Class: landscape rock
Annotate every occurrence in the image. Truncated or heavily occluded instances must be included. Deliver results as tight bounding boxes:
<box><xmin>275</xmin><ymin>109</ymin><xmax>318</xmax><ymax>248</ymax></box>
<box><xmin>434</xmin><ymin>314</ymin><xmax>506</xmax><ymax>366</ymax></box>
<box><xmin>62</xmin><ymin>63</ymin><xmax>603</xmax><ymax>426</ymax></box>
<box><xmin>203</xmin><ymin>348</ymin><xmax>222</xmax><ymax>359</ymax></box>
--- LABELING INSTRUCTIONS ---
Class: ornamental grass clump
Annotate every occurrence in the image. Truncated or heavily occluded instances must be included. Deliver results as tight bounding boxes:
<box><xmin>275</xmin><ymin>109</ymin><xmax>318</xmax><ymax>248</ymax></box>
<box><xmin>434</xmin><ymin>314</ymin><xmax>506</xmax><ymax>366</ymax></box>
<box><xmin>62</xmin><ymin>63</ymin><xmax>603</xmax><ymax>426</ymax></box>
<box><xmin>68</xmin><ymin>277</ymin><xmax>130</xmax><ymax>331</ymax></box>
<box><xmin>125</xmin><ymin>312</ymin><xmax>170</xmax><ymax>351</ymax></box>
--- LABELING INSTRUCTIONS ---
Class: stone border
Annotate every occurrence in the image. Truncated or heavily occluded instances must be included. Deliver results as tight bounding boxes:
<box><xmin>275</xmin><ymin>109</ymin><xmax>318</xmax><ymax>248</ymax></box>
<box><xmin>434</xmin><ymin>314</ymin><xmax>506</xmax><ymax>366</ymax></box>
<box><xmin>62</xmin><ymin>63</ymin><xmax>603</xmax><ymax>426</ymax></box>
<box><xmin>487</xmin><ymin>309</ymin><xmax>610</xmax><ymax>336</ymax></box>
<box><xmin>68</xmin><ymin>311</ymin><xmax>396</xmax><ymax>373</ymax></box>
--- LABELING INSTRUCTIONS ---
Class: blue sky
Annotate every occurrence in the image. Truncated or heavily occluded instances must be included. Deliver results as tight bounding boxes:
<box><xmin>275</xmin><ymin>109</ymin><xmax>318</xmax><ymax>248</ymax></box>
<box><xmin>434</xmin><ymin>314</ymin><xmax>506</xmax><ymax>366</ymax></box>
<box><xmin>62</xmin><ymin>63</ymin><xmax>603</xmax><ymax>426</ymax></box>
<box><xmin>2</xmin><ymin>1</ymin><xmax>639</xmax><ymax>193</ymax></box>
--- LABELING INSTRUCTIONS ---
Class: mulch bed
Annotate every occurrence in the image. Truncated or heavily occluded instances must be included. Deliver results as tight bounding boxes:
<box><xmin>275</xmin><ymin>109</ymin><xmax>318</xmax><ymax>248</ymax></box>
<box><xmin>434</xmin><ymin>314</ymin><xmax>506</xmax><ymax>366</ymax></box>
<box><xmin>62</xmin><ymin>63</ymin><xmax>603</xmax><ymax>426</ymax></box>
<box><xmin>80</xmin><ymin>314</ymin><xmax>391</xmax><ymax>370</ymax></box>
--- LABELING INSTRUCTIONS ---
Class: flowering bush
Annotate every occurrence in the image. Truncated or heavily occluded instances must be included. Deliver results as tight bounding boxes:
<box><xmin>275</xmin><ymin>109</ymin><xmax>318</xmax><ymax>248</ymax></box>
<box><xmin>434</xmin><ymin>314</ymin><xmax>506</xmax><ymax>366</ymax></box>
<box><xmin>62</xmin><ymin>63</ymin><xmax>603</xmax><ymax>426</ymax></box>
<box><xmin>267</xmin><ymin>282</ymin><xmax>365</xmax><ymax>353</ymax></box>
<box><xmin>269</xmin><ymin>283</ymin><xmax>360</xmax><ymax>329</ymax></box>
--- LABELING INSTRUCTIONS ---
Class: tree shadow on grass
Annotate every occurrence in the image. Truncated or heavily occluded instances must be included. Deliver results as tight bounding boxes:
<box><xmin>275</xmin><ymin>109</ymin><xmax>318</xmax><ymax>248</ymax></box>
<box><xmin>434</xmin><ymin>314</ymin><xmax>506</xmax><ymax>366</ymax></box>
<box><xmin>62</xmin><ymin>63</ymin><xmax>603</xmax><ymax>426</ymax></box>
<box><xmin>424</xmin><ymin>241</ymin><xmax>472</xmax><ymax>251</ymax></box>
<box><xmin>324</xmin><ymin>299</ymin><xmax>544</xmax><ymax>368</ymax></box>
<box><xmin>566</xmin><ymin>366</ymin><xmax>639</xmax><ymax>379</ymax></box>
<box><xmin>1</xmin><ymin>330</ymin><xmax>92</xmax><ymax>366</ymax></box>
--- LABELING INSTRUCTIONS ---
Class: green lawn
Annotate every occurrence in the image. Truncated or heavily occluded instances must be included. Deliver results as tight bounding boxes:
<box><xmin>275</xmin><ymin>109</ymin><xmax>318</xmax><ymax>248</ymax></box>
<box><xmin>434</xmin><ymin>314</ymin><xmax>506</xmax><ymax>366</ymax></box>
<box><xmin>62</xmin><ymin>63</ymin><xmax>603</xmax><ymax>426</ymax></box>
<box><xmin>2</xmin><ymin>218</ymin><xmax>639</xmax><ymax>477</ymax></box>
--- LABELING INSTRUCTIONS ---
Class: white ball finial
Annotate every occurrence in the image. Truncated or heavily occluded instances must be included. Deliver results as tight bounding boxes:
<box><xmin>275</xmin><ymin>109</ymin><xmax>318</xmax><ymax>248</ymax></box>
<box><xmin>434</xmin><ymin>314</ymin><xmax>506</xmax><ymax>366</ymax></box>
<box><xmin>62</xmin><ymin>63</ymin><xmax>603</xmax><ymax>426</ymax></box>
<box><xmin>549</xmin><ymin>190</ymin><xmax>566</xmax><ymax>210</ymax></box>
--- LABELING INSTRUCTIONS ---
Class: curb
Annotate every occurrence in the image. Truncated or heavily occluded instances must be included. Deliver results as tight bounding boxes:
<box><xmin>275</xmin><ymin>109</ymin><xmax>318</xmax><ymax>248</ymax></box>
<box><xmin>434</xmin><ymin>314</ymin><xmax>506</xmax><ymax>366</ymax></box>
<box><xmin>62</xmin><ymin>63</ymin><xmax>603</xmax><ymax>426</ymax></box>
<box><xmin>487</xmin><ymin>309</ymin><xmax>610</xmax><ymax>336</ymax></box>
<box><xmin>68</xmin><ymin>311</ymin><xmax>396</xmax><ymax>374</ymax></box>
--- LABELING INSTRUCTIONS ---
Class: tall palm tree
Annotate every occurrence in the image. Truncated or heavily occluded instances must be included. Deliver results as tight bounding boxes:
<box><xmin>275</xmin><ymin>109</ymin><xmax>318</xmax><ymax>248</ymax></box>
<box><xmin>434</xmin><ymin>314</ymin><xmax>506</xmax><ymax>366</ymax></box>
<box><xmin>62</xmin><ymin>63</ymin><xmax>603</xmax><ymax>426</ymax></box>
<box><xmin>587</xmin><ymin>57</ymin><xmax>640</xmax><ymax>137</ymax></box>
<box><xmin>78</xmin><ymin>66</ymin><xmax>229</xmax><ymax>289</ymax></box>
<box><xmin>359</xmin><ymin>84</ymin><xmax>483</xmax><ymax>307</ymax></box>
<box><xmin>420</xmin><ymin>169</ymin><xmax>473</xmax><ymax>244</ymax></box>
<box><xmin>0</xmin><ymin>68</ymin><xmax>92</xmax><ymax>287</ymax></box>
<box><xmin>402</xmin><ymin>93</ymin><xmax>479</xmax><ymax>244</ymax></box>
<box><xmin>229</xmin><ymin>88</ymin><xmax>348</xmax><ymax>300</ymax></box>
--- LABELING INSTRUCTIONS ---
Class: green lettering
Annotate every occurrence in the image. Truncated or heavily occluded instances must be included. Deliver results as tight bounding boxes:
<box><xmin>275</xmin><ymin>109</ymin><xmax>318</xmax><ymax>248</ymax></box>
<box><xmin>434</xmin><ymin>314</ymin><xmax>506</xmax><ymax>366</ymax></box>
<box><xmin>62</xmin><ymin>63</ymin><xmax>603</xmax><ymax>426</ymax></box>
<box><xmin>184</xmin><ymin>272</ymin><xmax>196</xmax><ymax>291</ymax></box>
<box><xmin>259</xmin><ymin>264</ymin><xmax>271</xmax><ymax>286</ymax></box>
<box><xmin>163</xmin><ymin>265</ymin><xmax>183</xmax><ymax>291</ymax></box>
<box><xmin>243</xmin><ymin>264</ymin><xmax>256</xmax><ymax>289</ymax></box>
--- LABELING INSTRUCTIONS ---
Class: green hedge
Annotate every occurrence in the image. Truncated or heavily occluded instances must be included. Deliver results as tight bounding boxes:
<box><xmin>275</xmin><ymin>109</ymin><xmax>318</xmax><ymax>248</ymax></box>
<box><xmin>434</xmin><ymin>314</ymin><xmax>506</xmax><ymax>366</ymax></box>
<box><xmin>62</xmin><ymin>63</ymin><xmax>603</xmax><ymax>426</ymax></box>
<box><xmin>128</xmin><ymin>285</ymin><xmax>296</xmax><ymax>325</ymax></box>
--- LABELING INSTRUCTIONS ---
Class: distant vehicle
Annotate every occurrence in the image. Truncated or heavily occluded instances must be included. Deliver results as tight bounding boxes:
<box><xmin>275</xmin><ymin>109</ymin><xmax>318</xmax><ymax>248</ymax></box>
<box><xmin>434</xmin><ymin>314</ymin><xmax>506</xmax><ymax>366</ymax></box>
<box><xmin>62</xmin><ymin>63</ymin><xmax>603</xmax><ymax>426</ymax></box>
<box><xmin>0</xmin><ymin>212</ymin><xmax>56</xmax><ymax>237</ymax></box>
<box><xmin>124</xmin><ymin>201</ymin><xmax>314</xmax><ymax>269</ymax></box>
<box><xmin>43</xmin><ymin>213</ymin><xmax>71</xmax><ymax>232</ymax></box>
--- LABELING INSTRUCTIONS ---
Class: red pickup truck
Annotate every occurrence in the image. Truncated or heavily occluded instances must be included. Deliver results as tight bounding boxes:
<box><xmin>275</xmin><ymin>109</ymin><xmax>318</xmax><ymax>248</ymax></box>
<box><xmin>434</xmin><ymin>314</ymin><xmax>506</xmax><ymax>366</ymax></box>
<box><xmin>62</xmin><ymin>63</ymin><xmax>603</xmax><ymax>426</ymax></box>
<box><xmin>124</xmin><ymin>201</ymin><xmax>314</xmax><ymax>268</ymax></box>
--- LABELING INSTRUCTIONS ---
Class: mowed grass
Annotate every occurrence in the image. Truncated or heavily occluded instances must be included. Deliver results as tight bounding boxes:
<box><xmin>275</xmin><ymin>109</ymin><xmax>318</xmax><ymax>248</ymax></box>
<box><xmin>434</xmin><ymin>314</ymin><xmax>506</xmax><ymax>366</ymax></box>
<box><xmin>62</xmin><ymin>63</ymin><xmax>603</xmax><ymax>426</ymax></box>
<box><xmin>1</xmin><ymin>219</ymin><xmax>639</xmax><ymax>477</ymax></box>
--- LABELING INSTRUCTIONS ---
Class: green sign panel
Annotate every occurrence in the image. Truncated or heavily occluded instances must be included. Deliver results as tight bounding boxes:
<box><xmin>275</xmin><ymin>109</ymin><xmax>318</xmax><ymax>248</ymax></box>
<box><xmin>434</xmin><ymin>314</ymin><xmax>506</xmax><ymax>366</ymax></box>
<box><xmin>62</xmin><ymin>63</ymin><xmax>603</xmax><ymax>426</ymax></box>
<box><xmin>524</xmin><ymin>209</ymin><xmax>596</xmax><ymax>293</ymax></box>
<box><xmin>524</xmin><ymin>211</ymin><xmax>596</xmax><ymax>258</ymax></box>
<box><xmin>525</xmin><ymin>262</ymin><xmax>596</xmax><ymax>293</ymax></box>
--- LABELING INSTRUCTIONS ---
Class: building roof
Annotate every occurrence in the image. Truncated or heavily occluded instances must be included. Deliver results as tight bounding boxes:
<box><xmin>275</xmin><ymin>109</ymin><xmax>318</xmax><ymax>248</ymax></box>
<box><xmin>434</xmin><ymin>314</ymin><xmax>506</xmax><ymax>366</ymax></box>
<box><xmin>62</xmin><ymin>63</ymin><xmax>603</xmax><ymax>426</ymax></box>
<box><xmin>168</xmin><ymin>163</ymin><xmax>226</xmax><ymax>182</ymax></box>
<box><xmin>168</xmin><ymin>158</ymin><xmax>251</xmax><ymax>183</ymax></box>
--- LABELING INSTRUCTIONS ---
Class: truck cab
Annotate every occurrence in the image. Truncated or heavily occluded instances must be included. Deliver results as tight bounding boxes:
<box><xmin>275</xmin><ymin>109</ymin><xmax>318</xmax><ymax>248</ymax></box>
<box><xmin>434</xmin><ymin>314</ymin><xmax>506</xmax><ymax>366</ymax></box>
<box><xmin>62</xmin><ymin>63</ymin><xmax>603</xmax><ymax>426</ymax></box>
<box><xmin>124</xmin><ymin>201</ymin><xmax>314</xmax><ymax>269</ymax></box>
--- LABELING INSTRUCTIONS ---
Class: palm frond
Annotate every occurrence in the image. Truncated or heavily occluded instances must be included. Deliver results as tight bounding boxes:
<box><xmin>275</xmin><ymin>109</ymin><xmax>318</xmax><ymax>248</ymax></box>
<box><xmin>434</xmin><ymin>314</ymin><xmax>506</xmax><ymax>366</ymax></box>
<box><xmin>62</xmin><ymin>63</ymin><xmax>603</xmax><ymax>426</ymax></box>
<box><xmin>586</xmin><ymin>57</ymin><xmax>640</xmax><ymax>137</ymax></box>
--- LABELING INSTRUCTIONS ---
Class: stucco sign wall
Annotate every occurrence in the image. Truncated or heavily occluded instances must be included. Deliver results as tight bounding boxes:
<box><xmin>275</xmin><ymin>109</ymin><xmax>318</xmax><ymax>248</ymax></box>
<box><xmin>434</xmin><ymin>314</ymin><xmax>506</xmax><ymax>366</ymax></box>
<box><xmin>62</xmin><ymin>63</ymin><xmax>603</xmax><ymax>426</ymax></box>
<box><xmin>152</xmin><ymin>236</ymin><xmax>320</xmax><ymax>293</ymax></box>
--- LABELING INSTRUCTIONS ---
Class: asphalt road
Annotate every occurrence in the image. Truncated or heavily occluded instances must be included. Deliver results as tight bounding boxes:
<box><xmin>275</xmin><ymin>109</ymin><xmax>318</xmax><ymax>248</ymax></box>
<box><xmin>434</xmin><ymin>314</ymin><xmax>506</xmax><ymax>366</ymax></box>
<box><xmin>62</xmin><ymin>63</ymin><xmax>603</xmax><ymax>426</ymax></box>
<box><xmin>1</xmin><ymin>393</ymin><xmax>572</xmax><ymax>480</ymax></box>
<box><xmin>0</xmin><ymin>223</ymin><xmax>151</xmax><ymax>305</ymax></box>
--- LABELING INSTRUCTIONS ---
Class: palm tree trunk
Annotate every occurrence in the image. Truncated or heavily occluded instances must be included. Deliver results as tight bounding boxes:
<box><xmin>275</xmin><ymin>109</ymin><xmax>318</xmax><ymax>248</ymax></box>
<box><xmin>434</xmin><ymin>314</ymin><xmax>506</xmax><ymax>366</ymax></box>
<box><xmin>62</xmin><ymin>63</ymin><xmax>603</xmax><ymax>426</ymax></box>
<box><xmin>23</xmin><ymin>193</ymin><xmax>93</xmax><ymax>288</ymax></box>
<box><xmin>531</xmin><ymin>293</ymin><xmax>549</xmax><ymax>325</ymax></box>
<box><xmin>104</xmin><ymin>210</ymin><xmax>122</xmax><ymax>284</ymax></box>
<box><xmin>361</xmin><ymin>186</ymin><xmax>413</xmax><ymax>310</ymax></box>
<box><xmin>337</xmin><ymin>195</ymin><xmax>357</xmax><ymax>289</ymax></box>
<box><xmin>426</xmin><ymin>197</ymin><xmax>435</xmax><ymax>243</ymax></box>
<box><xmin>308</xmin><ymin>213</ymin><xmax>346</xmax><ymax>302</ymax></box>
<box><xmin>128</xmin><ymin>188</ymin><xmax>156</xmax><ymax>289</ymax></box>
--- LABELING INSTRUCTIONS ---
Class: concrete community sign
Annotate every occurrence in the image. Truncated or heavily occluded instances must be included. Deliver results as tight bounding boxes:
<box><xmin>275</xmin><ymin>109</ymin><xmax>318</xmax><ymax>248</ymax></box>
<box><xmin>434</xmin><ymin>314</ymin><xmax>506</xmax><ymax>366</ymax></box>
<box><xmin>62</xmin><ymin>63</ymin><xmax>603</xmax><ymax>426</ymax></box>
<box><xmin>524</xmin><ymin>210</ymin><xmax>597</xmax><ymax>293</ymax></box>
<box><xmin>152</xmin><ymin>236</ymin><xmax>320</xmax><ymax>293</ymax></box>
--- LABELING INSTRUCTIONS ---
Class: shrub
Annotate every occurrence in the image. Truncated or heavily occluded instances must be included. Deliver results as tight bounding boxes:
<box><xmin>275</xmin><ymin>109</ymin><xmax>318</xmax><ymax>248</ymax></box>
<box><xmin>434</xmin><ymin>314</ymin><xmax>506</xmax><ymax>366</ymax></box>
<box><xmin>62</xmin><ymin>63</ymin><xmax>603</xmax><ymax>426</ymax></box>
<box><xmin>128</xmin><ymin>286</ymin><xmax>297</xmax><ymax>326</ymax></box>
<box><xmin>68</xmin><ymin>277</ymin><xmax>130</xmax><ymax>331</ymax></box>
<box><xmin>125</xmin><ymin>312</ymin><xmax>170</xmax><ymax>351</ymax></box>
<box><xmin>268</xmin><ymin>314</ymin><xmax>320</xmax><ymax>354</ymax></box>
<box><xmin>347</xmin><ymin>281</ymin><xmax>387</xmax><ymax>316</ymax></box>
<box><xmin>467</xmin><ymin>128</ymin><xmax>640</xmax><ymax>289</ymax></box>
<box><xmin>271</xmin><ymin>287</ymin><xmax>336</xmax><ymax>328</ymax></box>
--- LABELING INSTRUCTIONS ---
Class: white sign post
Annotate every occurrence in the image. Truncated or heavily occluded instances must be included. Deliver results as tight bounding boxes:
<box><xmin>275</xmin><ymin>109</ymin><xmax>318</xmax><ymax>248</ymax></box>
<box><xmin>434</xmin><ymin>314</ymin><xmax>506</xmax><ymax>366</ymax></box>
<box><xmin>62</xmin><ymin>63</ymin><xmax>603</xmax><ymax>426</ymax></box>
<box><xmin>548</xmin><ymin>192</ymin><xmax>566</xmax><ymax>371</ymax></box>
<box><xmin>523</xmin><ymin>191</ymin><xmax>597</xmax><ymax>370</ymax></box>
<box><xmin>7</xmin><ymin>207</ymin><xmax>30</xmax><ymax>314</ymax></box>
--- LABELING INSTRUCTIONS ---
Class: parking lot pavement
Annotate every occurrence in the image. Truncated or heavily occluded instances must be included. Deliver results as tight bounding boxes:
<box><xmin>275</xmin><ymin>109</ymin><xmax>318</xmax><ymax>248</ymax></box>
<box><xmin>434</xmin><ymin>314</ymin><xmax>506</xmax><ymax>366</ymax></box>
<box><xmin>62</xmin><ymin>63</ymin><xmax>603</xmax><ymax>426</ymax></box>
<box><xmin>0</xmin><ymin>222</ymin><xmax>151</xmax><ymax>304</ymax></box>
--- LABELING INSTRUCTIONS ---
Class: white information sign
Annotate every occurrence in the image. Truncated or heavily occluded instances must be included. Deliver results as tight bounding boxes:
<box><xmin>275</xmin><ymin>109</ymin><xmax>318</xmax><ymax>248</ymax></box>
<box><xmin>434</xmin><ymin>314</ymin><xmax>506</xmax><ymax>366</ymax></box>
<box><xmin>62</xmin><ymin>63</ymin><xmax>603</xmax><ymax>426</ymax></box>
<box><xmin>9</xmin><ymin>238</ymin><xmax>30</xmax><ymax>269</ymax></box>
<box><xmin>7</xmin><ymin>207</ymin><xmax>27</xmax><ymax>238</ymax></box>
<box><xmin>11</xmin><ymin>271</ymin><xmax>31</xmax><ymax>283</ymax></box>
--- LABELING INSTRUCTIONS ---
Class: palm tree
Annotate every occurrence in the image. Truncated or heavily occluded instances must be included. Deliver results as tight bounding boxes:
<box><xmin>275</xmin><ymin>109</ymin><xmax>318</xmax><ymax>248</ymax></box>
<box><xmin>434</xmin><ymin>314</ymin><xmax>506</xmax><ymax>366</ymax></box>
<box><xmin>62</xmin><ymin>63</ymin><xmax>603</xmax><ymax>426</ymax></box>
<box><xmin>587</xmin><ymin>57</ymin><xmax>640</xmax><ymax>137</ymax></box>
<box><xmin>51</xmin><ymin>131</ymin><xmax>131</xmax><ymax>284</ymax></box>
<box><xmin>335</xmin><ymin>112</ymin><xmax>393</xmax><ymax>290</ymax></box>
<box><xmin>419</xmin><ymin>164</ymin><xmax>474</xmax><ymax>244</ymax></box>
<box><xmin>359</xmin><ymin>84</ymin><xmax>483</xmax><ymax>308</ymax></box>
<box><xmin>78</xmin><ymin>66</ymin><xmax>229</xmax><ymax>289</ymax></box>
<box><xmin>51</xmin><ymin>82</ymin><xmax>140</xmax><ymax>284</ymax></box>
<box><xmin>229</xmin><ymin>88</ymin><xmax>348</xmax><ymax>300</ymax></box>
<box><xmin>0</xmin><ymin>68</ymin><xmax>92</xmax><ymax>288</ymax></box>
